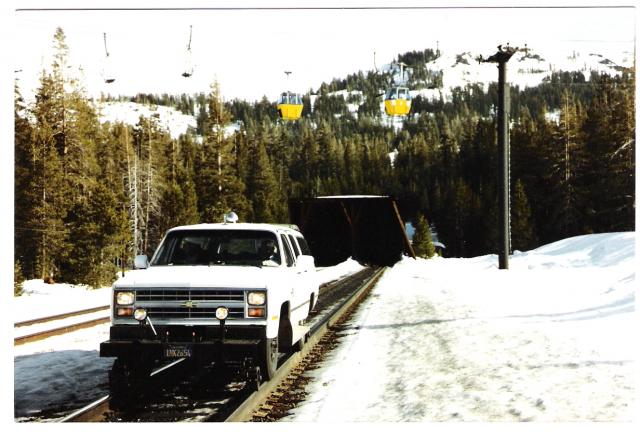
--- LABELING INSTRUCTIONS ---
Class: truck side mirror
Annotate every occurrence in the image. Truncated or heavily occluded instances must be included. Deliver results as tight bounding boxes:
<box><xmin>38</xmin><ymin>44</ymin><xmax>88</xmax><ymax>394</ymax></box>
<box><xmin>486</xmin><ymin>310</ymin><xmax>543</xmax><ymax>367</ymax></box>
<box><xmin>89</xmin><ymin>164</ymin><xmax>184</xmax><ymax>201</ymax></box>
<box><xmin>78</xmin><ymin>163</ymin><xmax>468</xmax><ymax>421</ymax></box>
<box><xmin>134</xmin><ymin>255</ymin><xmax>149</xmax><ymax>269</ymax></box>
<box><xmin>295</xmin><ymin>255</ymin><xmax>315</xmax><ymax>271</ymax></box>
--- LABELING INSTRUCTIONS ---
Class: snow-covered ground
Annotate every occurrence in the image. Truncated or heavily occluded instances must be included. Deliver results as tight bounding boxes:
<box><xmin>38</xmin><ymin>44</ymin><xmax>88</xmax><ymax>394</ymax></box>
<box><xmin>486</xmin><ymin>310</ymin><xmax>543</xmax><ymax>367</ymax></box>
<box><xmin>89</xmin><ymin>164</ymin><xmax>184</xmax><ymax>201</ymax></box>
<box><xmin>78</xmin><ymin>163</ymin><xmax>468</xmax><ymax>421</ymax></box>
<box><xmin>285</xmin><ymin>232</ymin><xmax>636</xmax><ymax>422</ymax></box>
<box><xmin>12</xmin><ymin>233</ymin><xmax>636</xmax><ymax>423</ymax></box>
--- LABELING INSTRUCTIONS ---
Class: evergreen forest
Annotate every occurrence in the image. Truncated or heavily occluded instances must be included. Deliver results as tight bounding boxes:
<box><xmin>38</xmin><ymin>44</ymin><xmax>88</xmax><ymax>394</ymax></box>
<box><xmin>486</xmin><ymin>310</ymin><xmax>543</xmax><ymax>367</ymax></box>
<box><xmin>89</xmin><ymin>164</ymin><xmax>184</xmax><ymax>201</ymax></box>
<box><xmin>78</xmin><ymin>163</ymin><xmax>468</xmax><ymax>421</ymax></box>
<box><xmin>14</xmin><ymin>28</ymin><xmax>635</xmax><ymax>289</ymax></box>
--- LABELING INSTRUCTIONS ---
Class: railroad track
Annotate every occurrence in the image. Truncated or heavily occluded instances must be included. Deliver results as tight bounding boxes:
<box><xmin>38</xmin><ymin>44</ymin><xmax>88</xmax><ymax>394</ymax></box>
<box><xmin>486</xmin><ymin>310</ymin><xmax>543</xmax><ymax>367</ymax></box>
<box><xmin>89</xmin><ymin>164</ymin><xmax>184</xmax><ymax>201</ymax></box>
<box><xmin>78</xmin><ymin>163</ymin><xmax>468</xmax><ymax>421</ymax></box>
<box><xmin>14</xmin><ymin>306</ymin><xmax>110</xmax><ymax>346</ymax></box>
<box><xmin>59</xmin><ymin>266</ymin><xmax>385</xmax><ymax>423</ymax></box>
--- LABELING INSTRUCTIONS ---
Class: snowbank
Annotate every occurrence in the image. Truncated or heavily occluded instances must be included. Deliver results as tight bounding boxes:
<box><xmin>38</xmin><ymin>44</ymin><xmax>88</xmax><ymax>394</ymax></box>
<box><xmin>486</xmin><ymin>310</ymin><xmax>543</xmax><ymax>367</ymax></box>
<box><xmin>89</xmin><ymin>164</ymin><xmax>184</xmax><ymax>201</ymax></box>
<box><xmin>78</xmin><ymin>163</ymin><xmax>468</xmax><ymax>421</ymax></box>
<box><xmin>286</xmin><ymin>232</ymin><xmax>636</xmax><ymax>421</ymax></box>
<box><xmin>315</xmin><ymin>258</ymin><xmax>365</xmax><ymax>286</ymax></box>
<box><xmin>14</xmin><ymin>280</ymin><xmax>111</xmax><ymax>323</ymax></box>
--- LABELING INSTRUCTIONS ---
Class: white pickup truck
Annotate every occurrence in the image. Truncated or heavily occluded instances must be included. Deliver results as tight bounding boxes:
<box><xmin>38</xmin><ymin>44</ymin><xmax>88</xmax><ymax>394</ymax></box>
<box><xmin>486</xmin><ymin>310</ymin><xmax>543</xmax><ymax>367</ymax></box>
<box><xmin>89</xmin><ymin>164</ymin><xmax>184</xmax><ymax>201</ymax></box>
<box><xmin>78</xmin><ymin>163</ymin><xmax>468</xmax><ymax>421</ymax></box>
<box><xmin>100</xmin><ymin>221</ymin><xmax>318</xmax><ymax>392</ymax></box>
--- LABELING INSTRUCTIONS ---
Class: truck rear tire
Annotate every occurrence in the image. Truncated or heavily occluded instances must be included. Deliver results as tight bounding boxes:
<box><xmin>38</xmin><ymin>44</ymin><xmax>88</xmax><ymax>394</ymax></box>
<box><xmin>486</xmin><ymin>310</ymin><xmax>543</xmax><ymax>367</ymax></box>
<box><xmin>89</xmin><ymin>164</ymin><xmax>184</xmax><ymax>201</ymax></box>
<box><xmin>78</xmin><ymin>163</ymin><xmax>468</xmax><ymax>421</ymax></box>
<box><xmin>294</xmin><ymin>331</ymin><xmax>306</xmax><ymax>352</ymax></box>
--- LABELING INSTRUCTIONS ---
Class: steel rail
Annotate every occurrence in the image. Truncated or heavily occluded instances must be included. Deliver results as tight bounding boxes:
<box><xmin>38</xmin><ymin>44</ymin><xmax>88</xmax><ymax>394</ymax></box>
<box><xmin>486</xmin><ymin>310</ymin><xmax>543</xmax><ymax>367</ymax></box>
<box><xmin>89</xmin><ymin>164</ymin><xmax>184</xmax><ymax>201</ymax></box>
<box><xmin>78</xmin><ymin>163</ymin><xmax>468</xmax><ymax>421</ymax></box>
<box><xmin>15</xmin><ymin>305</ymin><xmax>110</xmax><ymax>328</ymax></box>
<box><xmin>14</xmin><ymin>317</ymin><xmax>110</xmax><ymax>346</ymax></box>
<box><xmin>59</xmin><ymin>396</ymin><xmax>111</xmax><ymax>423</ymax></box>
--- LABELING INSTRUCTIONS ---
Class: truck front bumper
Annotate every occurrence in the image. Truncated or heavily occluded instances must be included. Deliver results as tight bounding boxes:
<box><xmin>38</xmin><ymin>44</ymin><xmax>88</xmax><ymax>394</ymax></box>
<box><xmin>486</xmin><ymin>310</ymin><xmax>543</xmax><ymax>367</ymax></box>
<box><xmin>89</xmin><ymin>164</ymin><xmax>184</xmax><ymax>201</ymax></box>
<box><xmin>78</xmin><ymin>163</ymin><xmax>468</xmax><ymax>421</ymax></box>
<box><xmin>99</xmin><ymin>324</ymin><xmax>265</xmax><ymax>361</ymax></box>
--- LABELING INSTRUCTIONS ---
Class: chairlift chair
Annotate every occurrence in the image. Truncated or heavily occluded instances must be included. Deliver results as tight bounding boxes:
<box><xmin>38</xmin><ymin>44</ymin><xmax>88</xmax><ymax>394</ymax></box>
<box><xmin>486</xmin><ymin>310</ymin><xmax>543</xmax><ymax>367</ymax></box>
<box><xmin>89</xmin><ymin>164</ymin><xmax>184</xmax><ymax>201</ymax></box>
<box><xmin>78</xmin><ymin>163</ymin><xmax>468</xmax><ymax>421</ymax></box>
<box><xmin>182</xmin><ymin>25</ymin><xmax>194</xmax><ymax>78</ymax></box>
<box><xmin>102</xmin><ymin>33</ymin><xmax>116</xmax><ymax>84</ymax></box>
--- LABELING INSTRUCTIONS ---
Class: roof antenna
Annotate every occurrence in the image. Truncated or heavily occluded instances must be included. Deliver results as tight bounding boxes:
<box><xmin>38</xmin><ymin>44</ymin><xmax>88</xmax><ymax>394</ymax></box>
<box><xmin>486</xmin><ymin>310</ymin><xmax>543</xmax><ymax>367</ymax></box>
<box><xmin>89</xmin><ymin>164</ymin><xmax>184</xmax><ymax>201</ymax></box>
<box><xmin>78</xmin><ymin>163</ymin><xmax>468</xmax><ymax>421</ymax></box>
<box><xmin>224</xmin><ymin>211</ymin><xmax>239</xmax><ymax>224</ymax></box>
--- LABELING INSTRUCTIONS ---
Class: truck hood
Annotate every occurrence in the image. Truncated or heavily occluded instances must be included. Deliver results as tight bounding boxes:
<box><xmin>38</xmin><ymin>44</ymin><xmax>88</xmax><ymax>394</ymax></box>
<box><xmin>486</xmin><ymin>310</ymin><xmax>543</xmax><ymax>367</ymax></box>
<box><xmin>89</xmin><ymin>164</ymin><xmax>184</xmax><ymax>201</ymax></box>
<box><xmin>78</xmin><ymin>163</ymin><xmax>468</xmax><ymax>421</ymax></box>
<box><xmin>115</xmin><ymin>265</ymin><xmax>273</xmax><ymax>289</ymax></box>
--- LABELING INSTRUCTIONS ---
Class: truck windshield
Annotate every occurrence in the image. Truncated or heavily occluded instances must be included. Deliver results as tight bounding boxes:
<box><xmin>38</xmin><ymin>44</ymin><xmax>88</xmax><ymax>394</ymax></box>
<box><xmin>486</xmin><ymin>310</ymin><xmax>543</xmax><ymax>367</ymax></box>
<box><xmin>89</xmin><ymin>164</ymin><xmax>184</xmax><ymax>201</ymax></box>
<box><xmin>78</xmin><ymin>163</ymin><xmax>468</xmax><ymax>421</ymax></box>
<box><xmin>151</xmin><ymin>230</ymin><xmax>281</xmax><ymax>267</ymax></box>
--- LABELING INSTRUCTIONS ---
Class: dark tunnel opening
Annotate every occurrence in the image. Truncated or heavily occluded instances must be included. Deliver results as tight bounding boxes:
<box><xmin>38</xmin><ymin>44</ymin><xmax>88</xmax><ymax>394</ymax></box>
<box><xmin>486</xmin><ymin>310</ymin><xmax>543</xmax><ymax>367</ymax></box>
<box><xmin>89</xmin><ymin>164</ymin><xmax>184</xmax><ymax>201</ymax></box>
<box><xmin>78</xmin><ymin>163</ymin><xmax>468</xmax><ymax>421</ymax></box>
<box><xmin>288</xmin><ymin>196</ymin><xmax>415</xmax><ymax>267</ymax></box>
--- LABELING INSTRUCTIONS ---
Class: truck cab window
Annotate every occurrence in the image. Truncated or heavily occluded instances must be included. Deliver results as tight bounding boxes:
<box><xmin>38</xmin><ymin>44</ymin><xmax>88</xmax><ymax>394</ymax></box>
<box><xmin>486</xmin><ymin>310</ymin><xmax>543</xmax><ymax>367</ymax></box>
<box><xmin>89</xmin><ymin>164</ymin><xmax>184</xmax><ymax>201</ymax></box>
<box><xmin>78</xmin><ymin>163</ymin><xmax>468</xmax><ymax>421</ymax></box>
<box><xmin>287</xmin><ymin>234</ymin><xmax>301</xmax><ymax>257</ymax></box>
<box><xmin>296</xmin><ymin>236</ymin><xmax>312</xmax><ymax>255</ymax></box>
<box><xmin>280</xmin><ymin>235</ymin><xmax>295</xmax><ymax>267</ymax></box>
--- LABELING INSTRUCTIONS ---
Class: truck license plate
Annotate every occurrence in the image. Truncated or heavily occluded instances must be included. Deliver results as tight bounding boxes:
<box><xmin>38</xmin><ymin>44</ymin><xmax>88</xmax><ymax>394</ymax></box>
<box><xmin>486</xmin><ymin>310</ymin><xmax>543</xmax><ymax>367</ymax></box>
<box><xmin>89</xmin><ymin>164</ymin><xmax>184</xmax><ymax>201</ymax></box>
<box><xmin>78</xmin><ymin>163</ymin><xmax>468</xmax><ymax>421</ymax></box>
<box><xmin>164</xmin><ymin>345</ymin><xmax>192</xmax><ymax>358</ymax></box>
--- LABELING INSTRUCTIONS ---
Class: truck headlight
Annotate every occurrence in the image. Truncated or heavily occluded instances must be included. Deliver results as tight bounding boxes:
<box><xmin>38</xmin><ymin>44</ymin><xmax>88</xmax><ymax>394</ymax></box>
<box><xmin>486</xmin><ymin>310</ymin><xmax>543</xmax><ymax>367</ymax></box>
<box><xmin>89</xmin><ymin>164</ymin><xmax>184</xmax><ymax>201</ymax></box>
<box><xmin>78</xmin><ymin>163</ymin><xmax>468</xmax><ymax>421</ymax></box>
<box><xmin>247</xmin><ymin>291</ymin><xmax>266</xmax><ymax>306</ymax></box>
<box><xmin>133</xmin><ymin>308</ymin><xmax>147</xmax><ymax>321</ymax></box>
<box><xmin>116</xmin><ymin>291</ymin><xmax>135</xmax><ymax>305</ymax></box>
<box><xmin>216</xmin><ymin>307</ymin><xmax>229</xmax><ymax>321</ymax></box>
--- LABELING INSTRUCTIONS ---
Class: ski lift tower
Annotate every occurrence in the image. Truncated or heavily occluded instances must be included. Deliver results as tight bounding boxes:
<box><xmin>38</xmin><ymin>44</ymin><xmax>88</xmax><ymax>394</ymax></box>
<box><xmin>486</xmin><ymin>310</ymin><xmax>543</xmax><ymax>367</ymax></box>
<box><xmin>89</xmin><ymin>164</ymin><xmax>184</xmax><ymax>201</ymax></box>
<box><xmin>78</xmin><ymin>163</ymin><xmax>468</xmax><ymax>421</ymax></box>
<box><xmin>478</xmin><ymin>44</ymin><xmax>527</xmax><ymax>270</ymax></box>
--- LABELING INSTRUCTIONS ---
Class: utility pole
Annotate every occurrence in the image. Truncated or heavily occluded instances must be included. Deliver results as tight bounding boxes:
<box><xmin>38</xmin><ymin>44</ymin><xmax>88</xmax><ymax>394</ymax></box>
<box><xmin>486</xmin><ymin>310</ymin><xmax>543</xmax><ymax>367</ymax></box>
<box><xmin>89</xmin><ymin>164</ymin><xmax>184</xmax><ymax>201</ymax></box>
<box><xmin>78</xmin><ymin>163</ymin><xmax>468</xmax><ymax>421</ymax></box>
<box><xmin>479</xmin><ymin>44</ymin><xmax>526</xmax><ymax>269</ymax></box>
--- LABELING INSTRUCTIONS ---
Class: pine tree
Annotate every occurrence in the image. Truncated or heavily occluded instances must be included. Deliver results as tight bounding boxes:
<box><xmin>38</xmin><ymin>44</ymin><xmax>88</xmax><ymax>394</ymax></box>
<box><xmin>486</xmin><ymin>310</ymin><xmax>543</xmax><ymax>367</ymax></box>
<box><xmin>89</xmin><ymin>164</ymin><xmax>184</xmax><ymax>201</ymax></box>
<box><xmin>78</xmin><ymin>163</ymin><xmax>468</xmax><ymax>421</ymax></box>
<box><xmin>598</xmin><ymin>71</ymin><xmax>635</xmax><ymax>232</ymax></box>
<box><xmin>611</xmin><ymin>70</ymin><xmax>635</xmax><ymax>231</ymax></box>
<box><xmin>412</xmin><ymin>214</ymin><xmax>436</xmax><ymax>258</ymax></box>
<box><xmin>14</xmin><ymin>260</ymin><xmax>25</xmax><ymax>296</ymax></box>
<box><xmin>22</xmin><ymin>69</ymin><xmax>70</xmax><ymax>280</ymax></box>
<box><xmin>195</xmin><ymin>81</ymin><xmax>250</xmax><ymax>221</ymax></box>
<box><xmin>581</xmin><ymin>77</ymin><xmax>621</xmax><ymax>233</ymax></box>
<box><xmin>291</xmin><ymin>120</ymin><xmax>321</xmax><ymax>197</ymax></box>
<box><xmin>511</xmin><ymin>179</ymin><xmax>537</xmax><ymax>251</ymax></box>
<box><xmin>247</xmin><ymin>140</ymin><xmax>279</xmax><ymax>222</ymax></box>
<box><xmin>14</xmin><ymin>83</ymin><xmax>34</xmax><ymax>279</ymax></box>
<box><xmin>62</xmin><ymin>183</ymin><xmax>129</xmax><ymax>287</ymax></box>
<box><xmin>512</xmin><ymin>112</ymin><xmax>562</xmax><ymax>244</ymax></box>
<box><xmin>551</xmin><ymin>90</ymin><xmax>587</xmax><ymax>237</ymax></box>
<box><xmin>155</xmin><ymin>133</ymin><xmax>199</xmax><ymax>240</ymax></box>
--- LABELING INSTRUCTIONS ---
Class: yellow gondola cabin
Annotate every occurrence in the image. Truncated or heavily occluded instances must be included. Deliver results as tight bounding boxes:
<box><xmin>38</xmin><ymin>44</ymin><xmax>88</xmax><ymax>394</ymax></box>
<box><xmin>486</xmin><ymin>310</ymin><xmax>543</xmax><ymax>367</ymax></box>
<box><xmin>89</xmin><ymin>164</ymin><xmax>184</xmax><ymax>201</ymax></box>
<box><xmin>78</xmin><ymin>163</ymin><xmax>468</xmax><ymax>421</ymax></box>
<box><xmin>384</xmin><ymin>86</ymin><xmax>411</xmax><ymax>117</ymax></box>
<box><xmin>277</xmin><ymin>91</ymin><xmax>303</xmax><ymax>121</ymax></box>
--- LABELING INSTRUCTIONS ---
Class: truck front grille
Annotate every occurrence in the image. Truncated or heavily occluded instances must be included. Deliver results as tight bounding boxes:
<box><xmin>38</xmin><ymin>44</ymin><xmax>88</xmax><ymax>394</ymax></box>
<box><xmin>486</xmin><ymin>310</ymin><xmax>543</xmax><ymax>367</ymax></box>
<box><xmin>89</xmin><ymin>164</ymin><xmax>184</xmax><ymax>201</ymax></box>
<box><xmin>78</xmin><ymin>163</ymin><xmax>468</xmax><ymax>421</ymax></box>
<box><xmin>131</xmin><ymin>288</ymin><xmax>256</xmax><ymax>321</ymax></box>
<box><xmin>135</xmin><ymin>289</ymin><xmax>245</xmax><ymax>302</ymax></box>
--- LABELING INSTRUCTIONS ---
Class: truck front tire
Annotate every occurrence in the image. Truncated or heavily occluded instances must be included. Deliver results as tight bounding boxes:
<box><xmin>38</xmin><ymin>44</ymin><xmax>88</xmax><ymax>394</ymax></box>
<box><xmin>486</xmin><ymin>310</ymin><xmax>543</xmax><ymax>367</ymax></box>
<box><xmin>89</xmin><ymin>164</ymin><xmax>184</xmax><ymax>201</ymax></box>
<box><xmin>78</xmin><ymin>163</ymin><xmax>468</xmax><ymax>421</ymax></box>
<box><xmin>259</xmin><ymin>336</ymin><xmax>279</xmax><ymax>380</ymax></box>
<box><xmin>109</xmin><ymin>357</ymin><xmax>152</xmax><ymax>408</ymax></box>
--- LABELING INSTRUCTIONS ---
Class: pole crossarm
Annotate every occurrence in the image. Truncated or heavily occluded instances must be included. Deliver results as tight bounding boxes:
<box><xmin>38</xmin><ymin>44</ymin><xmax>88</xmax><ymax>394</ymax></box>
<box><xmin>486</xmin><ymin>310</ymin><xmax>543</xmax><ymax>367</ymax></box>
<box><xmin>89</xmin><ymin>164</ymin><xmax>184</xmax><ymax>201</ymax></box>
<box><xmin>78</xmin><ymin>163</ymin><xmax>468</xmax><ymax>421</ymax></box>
<box><xmin>477</xmin><ymin>44</ymin><xmax>528</xmax><ymax>64</ymax></box>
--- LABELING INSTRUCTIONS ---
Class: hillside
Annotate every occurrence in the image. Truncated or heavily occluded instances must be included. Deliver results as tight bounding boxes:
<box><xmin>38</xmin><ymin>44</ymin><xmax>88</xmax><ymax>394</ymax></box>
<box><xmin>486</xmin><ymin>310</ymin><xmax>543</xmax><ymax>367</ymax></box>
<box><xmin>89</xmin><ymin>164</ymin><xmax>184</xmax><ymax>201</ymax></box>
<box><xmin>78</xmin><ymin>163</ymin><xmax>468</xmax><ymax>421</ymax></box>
<box><xmin>94</xmin><ymin>46</ymin><xmax>634</xmax><ymax>135</ymax></box>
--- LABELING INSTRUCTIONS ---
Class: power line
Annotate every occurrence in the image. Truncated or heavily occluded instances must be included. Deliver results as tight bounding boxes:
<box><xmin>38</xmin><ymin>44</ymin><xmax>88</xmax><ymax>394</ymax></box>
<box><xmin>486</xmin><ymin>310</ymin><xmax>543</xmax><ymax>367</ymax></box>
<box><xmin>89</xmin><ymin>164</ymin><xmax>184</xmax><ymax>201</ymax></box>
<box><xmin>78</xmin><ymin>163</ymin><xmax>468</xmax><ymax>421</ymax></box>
<box><xmin>15</xmin><ymin>5</ymin><xmax>637</xmax><ymax>12</ymax></box>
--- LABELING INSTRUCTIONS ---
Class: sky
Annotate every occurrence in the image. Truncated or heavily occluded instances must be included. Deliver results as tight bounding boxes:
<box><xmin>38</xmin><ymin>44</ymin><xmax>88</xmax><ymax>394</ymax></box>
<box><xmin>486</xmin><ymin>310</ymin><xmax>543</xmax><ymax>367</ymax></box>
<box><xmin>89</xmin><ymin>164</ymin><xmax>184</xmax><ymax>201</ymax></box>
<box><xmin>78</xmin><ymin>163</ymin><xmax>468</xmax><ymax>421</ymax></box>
<box><xmin>9</xmin><ymin>0</ymin><xmax>637</xmax><ymax>103</ymax></box>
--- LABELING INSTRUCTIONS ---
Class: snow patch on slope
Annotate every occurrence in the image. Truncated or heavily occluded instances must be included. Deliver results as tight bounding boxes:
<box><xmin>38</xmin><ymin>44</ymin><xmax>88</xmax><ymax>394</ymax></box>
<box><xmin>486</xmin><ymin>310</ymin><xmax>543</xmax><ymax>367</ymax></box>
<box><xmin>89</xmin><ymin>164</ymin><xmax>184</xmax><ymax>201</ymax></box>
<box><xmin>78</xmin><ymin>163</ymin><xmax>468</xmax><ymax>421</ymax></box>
<box><xmin>96</xmin><ymin>101</ymin><xmax>197</xmax><ymax>139</ymax></box>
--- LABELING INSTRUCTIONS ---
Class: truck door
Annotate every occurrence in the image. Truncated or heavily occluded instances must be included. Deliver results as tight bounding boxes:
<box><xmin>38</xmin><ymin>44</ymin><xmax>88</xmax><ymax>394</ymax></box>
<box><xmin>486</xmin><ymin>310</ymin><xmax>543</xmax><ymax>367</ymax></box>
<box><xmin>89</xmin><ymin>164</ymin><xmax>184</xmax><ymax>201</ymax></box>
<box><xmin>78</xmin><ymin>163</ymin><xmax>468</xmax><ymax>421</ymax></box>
<box><xmin>288</xmin><ymin>233</ymin><xmax>312</xmax><ymax>302</ymax></box>
<box><xmin>280</xmin><ymin>234</ymin><xmax>306</xmax><ymax>322</ymax></box>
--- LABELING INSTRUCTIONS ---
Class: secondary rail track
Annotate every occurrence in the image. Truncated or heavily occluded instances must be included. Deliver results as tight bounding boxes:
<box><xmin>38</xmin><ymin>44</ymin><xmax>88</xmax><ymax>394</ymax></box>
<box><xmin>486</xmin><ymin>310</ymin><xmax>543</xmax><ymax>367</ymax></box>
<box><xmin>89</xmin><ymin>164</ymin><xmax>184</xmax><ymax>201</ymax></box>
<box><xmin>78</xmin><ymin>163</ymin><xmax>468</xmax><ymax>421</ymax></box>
<box><xmin>14</xmin><ymin>306</ymin><xmax>110</xmax><ymax>346</ymax></box>
<box><xmin>59</xmin><ymin>266</ymin><xmax>384</xmax><ymax>423</ymax></box>
<box><xmin>15</xmin><ymin>305</ymin><xmax>110</xmax><ymax>328</ymax></box>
